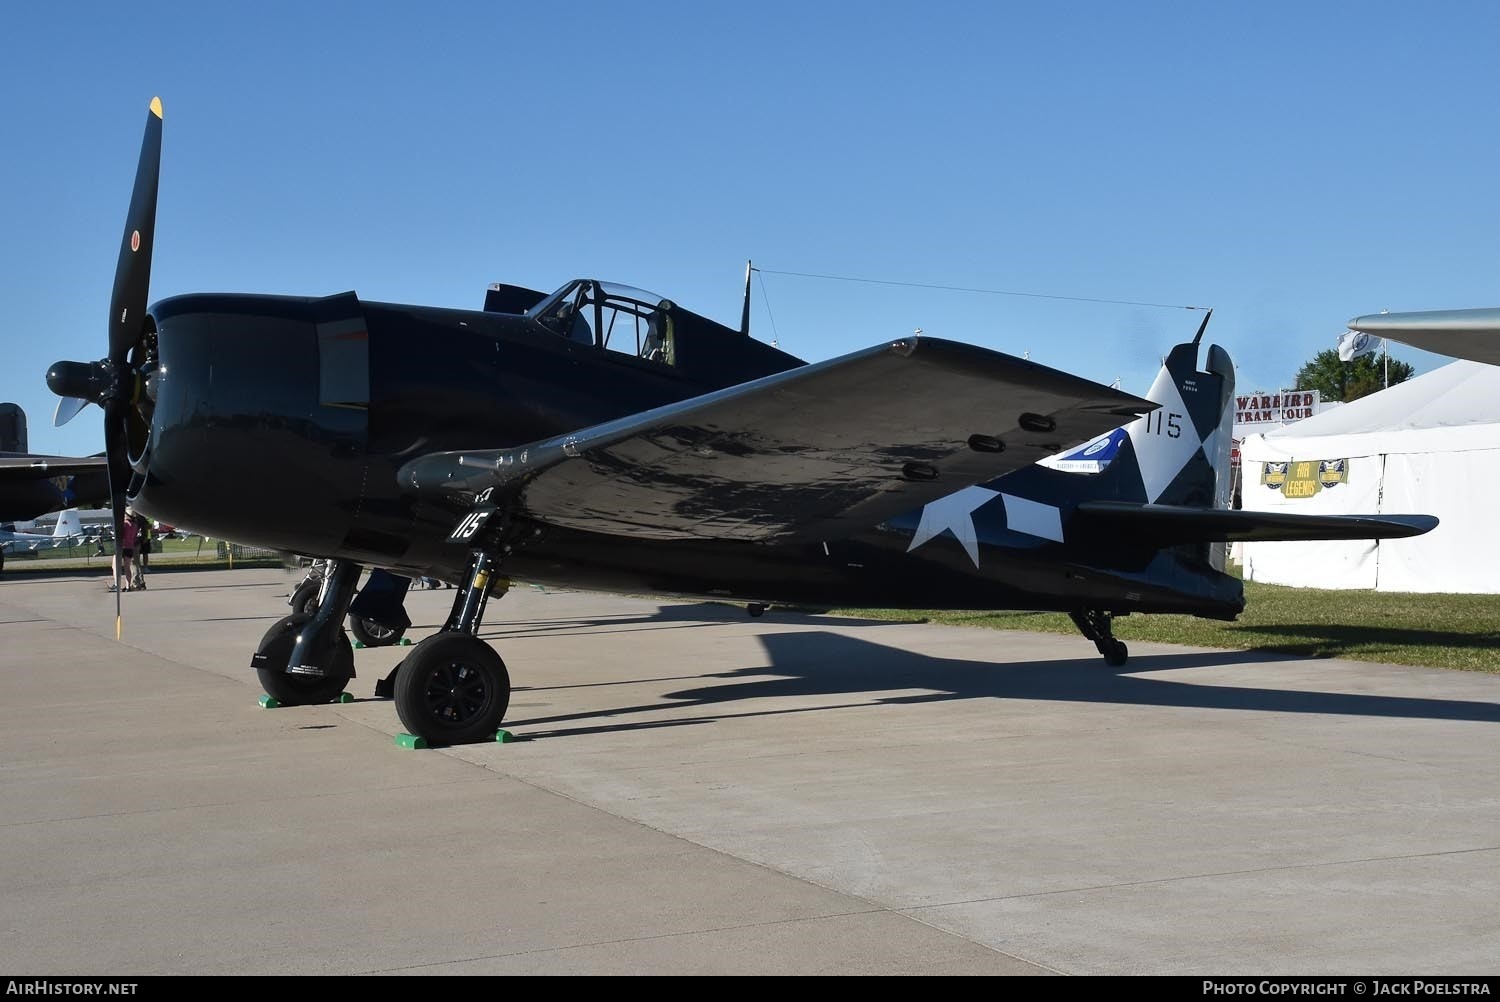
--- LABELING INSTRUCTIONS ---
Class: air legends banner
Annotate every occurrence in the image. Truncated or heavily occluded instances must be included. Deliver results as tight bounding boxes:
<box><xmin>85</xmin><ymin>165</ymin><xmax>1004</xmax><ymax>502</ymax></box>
<box><xmin>1261</xmin><ymin>458</ymin><xmax>1349</xmax><ymax>498</ymax></box>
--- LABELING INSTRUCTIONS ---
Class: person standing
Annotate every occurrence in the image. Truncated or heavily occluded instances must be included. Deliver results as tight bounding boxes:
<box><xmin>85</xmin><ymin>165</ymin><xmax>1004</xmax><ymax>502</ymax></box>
<box><xmin>131</xmin><ymin>513</ymin><xmax>150</xmax><ymax>590</ymax></box>
<box><xmin>114</xmin><ymin>512</ymin><xmax>138</xmax><ymax>592</ymax></box>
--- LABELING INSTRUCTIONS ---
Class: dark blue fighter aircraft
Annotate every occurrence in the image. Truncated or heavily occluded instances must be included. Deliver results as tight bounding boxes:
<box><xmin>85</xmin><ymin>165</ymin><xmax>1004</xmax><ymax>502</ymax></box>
<box><xmin>46</xmin><ymin>99</ymin><xmax>1436</xmax><ymax>744</ymax></box>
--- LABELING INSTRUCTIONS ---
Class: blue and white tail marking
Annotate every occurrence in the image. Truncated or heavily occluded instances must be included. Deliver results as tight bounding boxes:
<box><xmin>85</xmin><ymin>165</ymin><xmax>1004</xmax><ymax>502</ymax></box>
<box><xmin>902</xmin><ymin>318</ymin><xmax>1236</xmax><ymax>566</ymax></box>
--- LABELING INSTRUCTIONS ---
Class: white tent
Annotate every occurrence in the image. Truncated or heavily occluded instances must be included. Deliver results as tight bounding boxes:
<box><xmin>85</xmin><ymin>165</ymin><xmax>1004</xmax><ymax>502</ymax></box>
<box><xmin>1238</xmin><ymin>360</ymin><xmax>1500</xmax><ymax>593</ymax></box>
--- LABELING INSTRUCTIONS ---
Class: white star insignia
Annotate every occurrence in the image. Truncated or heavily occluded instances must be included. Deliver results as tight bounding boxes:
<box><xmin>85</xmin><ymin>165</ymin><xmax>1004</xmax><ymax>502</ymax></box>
<box><xmin>906</xmin><ymin>486</ymin><xmax>1000</xmax><ymax>568</ymax></box>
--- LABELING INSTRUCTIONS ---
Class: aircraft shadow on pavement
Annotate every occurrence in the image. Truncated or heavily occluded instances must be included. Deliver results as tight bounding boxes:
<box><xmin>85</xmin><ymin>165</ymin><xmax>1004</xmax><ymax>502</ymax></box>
<box><xmin>1225</xmin><ymin>623</ymin><xmax>1500</xmax><ymax>660</ymax></box>
<box><xmin>363</xmin><ymin>602</ymin><xmax>913</xmax><ymax>642</ymax></box>
<box><xmin>504</xmin><ymin>628</ymin><xmax>1500</xmax><ymax>740</ymax></box>
<box><xmin>462</xmin><ymin>602</ymin><xmax>922</xmax><ymax>641</ymax></box>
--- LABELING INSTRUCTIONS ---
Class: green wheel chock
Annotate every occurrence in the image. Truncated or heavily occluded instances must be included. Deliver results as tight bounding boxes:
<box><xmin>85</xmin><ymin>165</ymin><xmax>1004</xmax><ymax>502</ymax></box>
<box><xmin>495</xmin><ymin>729</ymin><xmax>516</xmax><ymax>743</ymax></box>
<box><xmin>336</xmin><ymin>692</ymin><xmax>354</xmax><ymax>704</ymax></box>
<box><xmin>352</xmin><ymin>640</ymin><xmax>366</xmax><ymax>650</ymax></box>
<box><xmin>398</xmin><ymin>637</ymin><xmax>413</xmax><ymax>646</ymax></box>
<box><xmin>394</xmin><ymin>733</ymin><xmax>429</xmax><ymax>750</ymax></box>
<box><xmin>258</xmin><ymin>694</ymin><xmax>283</xmax><ymax>709</ymax></box>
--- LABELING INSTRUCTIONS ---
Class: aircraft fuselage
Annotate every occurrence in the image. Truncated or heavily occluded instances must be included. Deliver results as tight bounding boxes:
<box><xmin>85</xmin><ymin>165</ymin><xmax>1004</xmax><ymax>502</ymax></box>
<box><xmin>138</xmin><ymin>293</ymin><xmax>1243</xmax><ymax>620</ymax></box>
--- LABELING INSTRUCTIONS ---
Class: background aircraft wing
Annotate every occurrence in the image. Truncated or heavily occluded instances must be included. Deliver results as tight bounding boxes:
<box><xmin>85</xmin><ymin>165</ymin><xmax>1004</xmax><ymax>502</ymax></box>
<box><xmin>1347</xmin><ymin>308</ymin><xmax>1500</xmax><ymax>366</ymax></box>
<box><xmin>0</xmin><ymin>454</ymin><xmax>109</xmax><ymax>480</ymax></box>
<box><xmin>1073</xmin><ymin>501</ymin><xmax>1437</xmax><ymax>543</ymax></box>
<box><xmin>400</xmin><ymin>337</ymin><xmax>1152</xmax><ymax>541</ymax></box>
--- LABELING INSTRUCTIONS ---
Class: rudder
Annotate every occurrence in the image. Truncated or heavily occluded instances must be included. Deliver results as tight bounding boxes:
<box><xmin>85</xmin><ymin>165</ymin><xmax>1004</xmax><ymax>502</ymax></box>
<box><xmin>1103</xmin><ymin>321</ymin><xmax>1235</xmax><ymax>512</ymax></box>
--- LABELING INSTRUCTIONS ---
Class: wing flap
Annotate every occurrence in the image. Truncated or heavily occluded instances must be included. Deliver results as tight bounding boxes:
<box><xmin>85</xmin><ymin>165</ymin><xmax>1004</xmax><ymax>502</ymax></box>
<box><xmin>401</xmin><ymin>337</ymin><xmax>1152</xmax><ymax>542</ymax></box>
<box><xmin>1074</xmin><ymin>500</ymin><xmax>1437</xmax><ymax>544</ymax></box>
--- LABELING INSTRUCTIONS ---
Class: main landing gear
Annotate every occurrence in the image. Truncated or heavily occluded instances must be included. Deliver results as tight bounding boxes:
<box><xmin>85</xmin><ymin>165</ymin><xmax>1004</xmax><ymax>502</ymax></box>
<box><xmin>255</xmin><ymin>533</ymin><xmax>522</xmax><ymax>744</ymax></box>
<box><xmin>386</xmin><ymin>550</ymin><xmax>513</xmax><ymax>745</ymax></box>
<box><xmin>254</xmin><ymin>559</ymin><xmax>361</xmax><ymax>705</ymax></box>
<box><xmin>1070</xmin><ymin>608</ymin><xmax>1129</xmax><ymax>667</ymax></box>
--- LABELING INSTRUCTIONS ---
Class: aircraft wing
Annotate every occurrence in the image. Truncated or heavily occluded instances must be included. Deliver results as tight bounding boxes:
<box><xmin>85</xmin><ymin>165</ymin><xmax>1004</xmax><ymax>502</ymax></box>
<box><xmin>0</xmin><ymin>454</ymin><xmax>109</xmax><ymax>479</ymax></box>
<box><xmin>400</xmin><ymin>336</ymin><xmax>1152</xmax><ymax>542</ymax></box>
<box><xmin>1347</xmin><ymin>308</ymin><xmax>1500</xmax><ymax>366</ymax></box>
<box><xmin>1073</xmin><ymin>501</ymin><xmax>1437</xmax><ymax>544</ymax></box>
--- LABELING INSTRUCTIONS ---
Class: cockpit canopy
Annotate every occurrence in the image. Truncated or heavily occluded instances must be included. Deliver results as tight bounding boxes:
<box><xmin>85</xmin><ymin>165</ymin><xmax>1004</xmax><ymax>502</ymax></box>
<box><xmin>485</xmin><ymin>274</ymin><xmax>804</xmax><ymax>388</ymax></box>
<box><xmin>528</xmin><ymin>279</ymin><xmax>677</xmax><ymax>365</ymax></box>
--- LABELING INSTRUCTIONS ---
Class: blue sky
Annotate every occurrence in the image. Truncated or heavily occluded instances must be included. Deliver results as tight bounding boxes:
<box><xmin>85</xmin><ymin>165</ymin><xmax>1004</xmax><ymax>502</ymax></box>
<box><xmin>5</xmin><ymin>1</ymin><xmax>1497</xmax><ymax>457</ymax></box>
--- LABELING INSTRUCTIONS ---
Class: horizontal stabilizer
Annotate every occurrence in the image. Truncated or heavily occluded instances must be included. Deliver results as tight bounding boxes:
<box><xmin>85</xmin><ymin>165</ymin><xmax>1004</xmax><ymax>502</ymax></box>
<box><xmin>400</xmin><ymin>337</ymin><xmax>1152</xmax><ymax>542</ymax></box>
<box><xmin>1073</xmin><ymin>501</ymin><xmax>1437</xmax><ymax>544</ymax></box>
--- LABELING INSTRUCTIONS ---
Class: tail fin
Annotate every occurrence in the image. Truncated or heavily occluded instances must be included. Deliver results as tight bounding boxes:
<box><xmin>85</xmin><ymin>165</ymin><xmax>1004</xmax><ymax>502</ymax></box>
<box><xmin>993</xmin><ymin>320</ymin><xmax>1437</xmax><ymax>569</ymax></box>
<box><xmin>0</xmin><ymin>403</ymin><xmax>26</xmax><ymax>454</ymax></box>
<box><xmin>1082</xmin><ymin>323</ymin><xmax>1234</xmax><ymax>569</ymax></box>
<box><xmin>984</xmin><ymin>316</ymin><xmax>1235</xmax><ymax>557</ymax></box>
<box><xmin>1000</xmin><ymin>319</ymin><xmax>1235</xmax><ymax>514</ymax></box>
<box><xmin>52</xmin><ymin>509</ymin><xmax>81</xmax><ymax>539</ymax></box>
<box><xmin>1106</xmin><ymin>325</ymin><xmax>1234</xmax><ymax>511</ymax></box>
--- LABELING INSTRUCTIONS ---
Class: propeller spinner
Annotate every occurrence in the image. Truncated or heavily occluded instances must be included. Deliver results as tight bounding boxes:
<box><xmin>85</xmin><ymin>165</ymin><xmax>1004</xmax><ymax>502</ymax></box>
<box><xmin>45</xmin><ymin>96</ymin><xmax>163</xmax><ymax>637</ymax></box>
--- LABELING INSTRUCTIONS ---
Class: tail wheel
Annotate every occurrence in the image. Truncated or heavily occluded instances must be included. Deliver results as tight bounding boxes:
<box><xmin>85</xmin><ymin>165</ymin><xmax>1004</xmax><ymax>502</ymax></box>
<box><xmin>393</xmin><ymin>633</ymin><xmax>510</xmax><ymax>744</ymax></box>
<box><xmin>348</xmin><ymin>614</ymin><xmax>404</xmax><ymax>647</ymax></box>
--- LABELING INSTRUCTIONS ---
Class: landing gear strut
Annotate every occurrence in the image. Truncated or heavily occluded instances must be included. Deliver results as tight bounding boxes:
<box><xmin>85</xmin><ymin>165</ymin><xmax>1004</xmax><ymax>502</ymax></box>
<box><xmin>253</xmin><ymin>559</ymin><xmax>362</xmax><ymax>703</ymax></box>
<box><xmin>389</xmin><ymin>549</ymin><xmax>513</xmax><ymax>744</ymax></box>
<box><xmin>1070</xmin><ymin>608</ymin><xmax>1128</xmax><ymax>667</ymax></box>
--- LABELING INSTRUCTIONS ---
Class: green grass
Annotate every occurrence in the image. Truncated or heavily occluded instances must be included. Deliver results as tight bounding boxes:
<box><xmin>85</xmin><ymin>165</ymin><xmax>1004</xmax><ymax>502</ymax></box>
<box><xmin>3</xmin><ymin>537</ymin><xmax>283</xmax><ymax>574</ymax></box>
<box><xmin>832</xmin><ymin>577</ymin><xmax>1500</xmax><ymax>673</ymax></box>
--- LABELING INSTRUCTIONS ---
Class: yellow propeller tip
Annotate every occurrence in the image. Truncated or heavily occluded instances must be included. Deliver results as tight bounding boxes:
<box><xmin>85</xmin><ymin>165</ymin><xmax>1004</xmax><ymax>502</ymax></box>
<box><xmin>115</xmin><ymin>616</ymin><xmax>122</xmax><ymax>641</ymax></box>
<box><xmin>149</xmin><ymin>97</ymin><xmax>163</xmax><ymax>119</ymax></box>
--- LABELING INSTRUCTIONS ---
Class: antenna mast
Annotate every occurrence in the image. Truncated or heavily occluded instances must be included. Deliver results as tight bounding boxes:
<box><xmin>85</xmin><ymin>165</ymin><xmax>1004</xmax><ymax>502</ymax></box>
<box><xmin>740</xmin><ymin>260</ymin><xmax>753</xmax><ymax>336</ymax></box>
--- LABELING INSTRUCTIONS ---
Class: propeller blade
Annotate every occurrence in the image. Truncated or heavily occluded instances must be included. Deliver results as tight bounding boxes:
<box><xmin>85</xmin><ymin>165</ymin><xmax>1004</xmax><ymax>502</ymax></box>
<box><xmin>109</xmin><ymin>486</ymin><xmax>122</xmax><ymax>639</ymax></box>
<box><xmin>109</xmin><ymin>97</ymin><xmax>162</xmax><ymax>365</ymax></box>
<box><xmin>104</xmin><ymin>400</ymin><xmax>132</xmax><ymax>638</ymax></box>
<box><xmin>53</xmin><ymin>396</ymin><xmax>90</xmax><ymax>427</ymax></box>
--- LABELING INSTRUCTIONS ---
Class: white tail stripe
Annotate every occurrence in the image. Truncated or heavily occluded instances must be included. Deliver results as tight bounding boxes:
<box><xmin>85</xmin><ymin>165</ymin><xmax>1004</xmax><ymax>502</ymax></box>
<box><xmin>1125</xmin><ymin>367</ymin><xmax>1200</xmax><ymax>504</ymax></box>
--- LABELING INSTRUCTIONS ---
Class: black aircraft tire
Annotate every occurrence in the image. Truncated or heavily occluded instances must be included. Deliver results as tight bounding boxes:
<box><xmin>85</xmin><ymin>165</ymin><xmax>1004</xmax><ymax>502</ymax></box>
<box><xmin>289</xmin><ymin>579</ymin><xmax>321</xmax><ymax>617</ymax></box>
<box><xmin>348</xmin><ymin>614</ymin><xmax>404</xmax><ymax>647</ymax></box>
<box><xmin>1102</xmin><ymin>640</ymin><xmax>1129</xmax><ymax>667</ymax></box>
<box><xmin>393</xmin><ymin>633</ymin><xmax>510</xmax><ymax>745</ymax></box>
<box><xmin>255</xmin><ymin>614</ymin><xmax>355</xmax><ymax>705</ymax></box>
<box><xmin>747</xmin><ymin>603</ymin><xmax>767</xmax><ymax>618</ymax></box>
